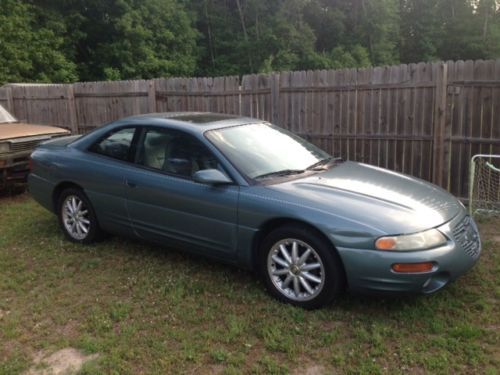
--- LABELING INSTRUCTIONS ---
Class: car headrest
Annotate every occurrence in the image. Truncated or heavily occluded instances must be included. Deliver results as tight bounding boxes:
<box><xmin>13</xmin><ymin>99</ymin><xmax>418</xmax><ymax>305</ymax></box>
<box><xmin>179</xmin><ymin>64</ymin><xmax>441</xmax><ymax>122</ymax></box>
<box><xmin>146</xmin><ymin>133</ymin><xmax>170</xmax><ymax>147</ymax></box>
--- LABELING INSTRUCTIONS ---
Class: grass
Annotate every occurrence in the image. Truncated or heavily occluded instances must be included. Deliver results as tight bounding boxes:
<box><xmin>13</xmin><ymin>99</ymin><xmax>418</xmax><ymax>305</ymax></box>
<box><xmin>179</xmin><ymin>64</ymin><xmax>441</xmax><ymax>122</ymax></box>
<box><xmin>0</xmin><ymin>194</ymin><xmax>499</xmax><ymax>374</ymax></box>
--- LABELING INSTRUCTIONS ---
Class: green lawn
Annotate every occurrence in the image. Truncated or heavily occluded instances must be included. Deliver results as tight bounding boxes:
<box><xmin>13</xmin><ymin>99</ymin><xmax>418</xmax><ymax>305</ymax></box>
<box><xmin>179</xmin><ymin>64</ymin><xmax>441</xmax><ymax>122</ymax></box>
<box><xmin>0</xmin><ymin>194</ymin><xmax>499</xmax><ymax>374</ymax></box>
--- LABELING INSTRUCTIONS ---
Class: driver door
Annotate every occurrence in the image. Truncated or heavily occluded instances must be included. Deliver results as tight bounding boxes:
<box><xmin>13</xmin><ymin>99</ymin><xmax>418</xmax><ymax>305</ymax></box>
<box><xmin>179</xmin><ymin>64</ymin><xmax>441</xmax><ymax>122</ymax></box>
<box><xmin>124</xmin><ymin>127</ymin><xmax>239</xmax><ymax>257</ymax></box>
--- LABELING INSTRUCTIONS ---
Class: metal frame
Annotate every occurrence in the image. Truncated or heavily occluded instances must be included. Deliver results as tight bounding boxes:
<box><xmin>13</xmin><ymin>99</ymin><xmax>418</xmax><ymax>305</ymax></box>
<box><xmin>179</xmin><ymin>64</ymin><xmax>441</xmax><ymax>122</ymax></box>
<box><xmin>469</xmin><ymin>154</ymin><xmax>500</xmax><ymax>216</ymax></box>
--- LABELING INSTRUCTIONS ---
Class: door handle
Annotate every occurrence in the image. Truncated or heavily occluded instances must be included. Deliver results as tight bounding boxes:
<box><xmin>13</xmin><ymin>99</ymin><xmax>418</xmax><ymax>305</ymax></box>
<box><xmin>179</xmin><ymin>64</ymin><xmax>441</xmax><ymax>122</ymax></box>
<box><xmin>125</xmin><ymin>180</ymin><xmax>137</xmax><ymax>188</ymax></box>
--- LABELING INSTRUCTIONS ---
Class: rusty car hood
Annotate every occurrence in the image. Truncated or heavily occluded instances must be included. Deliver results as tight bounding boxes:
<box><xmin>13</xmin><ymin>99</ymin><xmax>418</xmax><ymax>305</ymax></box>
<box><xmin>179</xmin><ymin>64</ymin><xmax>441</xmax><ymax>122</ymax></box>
<box><xmin>0</xmin><ymin>123</ymin><xmax>70</xmax><ymax>141</ymax></box>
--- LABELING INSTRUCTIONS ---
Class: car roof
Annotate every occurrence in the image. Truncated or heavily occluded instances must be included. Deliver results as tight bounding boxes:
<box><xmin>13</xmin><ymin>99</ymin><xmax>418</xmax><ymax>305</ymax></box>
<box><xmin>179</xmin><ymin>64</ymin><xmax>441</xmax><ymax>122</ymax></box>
<box><xmin>122</xmin><ymin>112</ymin><xmax>260</xmax><ymax>132</ymax></box>
<box><xmin>70</xmin><ymin>111</ymin><xmax>264</xmax><ymax>154</ymax></box>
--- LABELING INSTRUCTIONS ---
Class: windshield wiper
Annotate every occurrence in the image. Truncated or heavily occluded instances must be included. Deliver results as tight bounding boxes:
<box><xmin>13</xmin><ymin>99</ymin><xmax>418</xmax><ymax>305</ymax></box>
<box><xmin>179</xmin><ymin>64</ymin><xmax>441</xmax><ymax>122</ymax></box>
<box><xmin>306</xmin><ymin>157</ymin><xmax>335</xmax><ymax>170</ymax></box>
<box><xmin>254</xmin><ymin>169</ymin><xmax>305</xmax><ymax>179</ymax></box>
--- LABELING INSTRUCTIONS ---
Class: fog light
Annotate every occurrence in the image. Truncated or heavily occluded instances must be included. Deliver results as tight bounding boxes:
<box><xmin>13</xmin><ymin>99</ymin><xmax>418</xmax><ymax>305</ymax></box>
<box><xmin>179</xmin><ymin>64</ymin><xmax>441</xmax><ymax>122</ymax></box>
<box><xmin>392</xmin><ymin>262</ymin><xmax>434</xmax><ymax>273</ymax></box>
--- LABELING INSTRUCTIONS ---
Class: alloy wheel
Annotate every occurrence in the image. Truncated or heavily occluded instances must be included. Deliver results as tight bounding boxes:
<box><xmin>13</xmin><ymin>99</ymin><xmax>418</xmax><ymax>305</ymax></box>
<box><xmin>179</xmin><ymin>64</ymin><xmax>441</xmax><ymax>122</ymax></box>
<box><xmin>267</xmin><ymin>238</ymin><xmax>326</xmax><ymax>302</ymax></box>
<box><xmin>61</xmin><ymin>195</ymin><xmax>91</xmax><ymax>240</ymax></box>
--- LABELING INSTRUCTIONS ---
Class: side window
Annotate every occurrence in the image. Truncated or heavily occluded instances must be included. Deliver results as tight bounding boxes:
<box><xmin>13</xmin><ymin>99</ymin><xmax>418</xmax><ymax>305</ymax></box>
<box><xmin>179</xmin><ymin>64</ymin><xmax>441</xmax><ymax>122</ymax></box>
<box><xmin>89</xmin><ymin>127</ymin><xmax>136</xmax><ymax>162</ymax></box>
<box><xmin>136</xmin><ymin>128</ymin><xmax>222</xmax><ymax>178</ymax></box>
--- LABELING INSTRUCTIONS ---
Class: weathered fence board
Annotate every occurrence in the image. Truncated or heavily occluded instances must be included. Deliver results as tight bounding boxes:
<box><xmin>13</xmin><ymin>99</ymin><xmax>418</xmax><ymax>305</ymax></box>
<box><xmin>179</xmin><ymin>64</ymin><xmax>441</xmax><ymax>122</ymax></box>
<box><xmin>73</xmin><ymin>80</ymin><xmax>150</xmax><ymax>133</ymax></box>
<box><xmin>0</xmin><ymin>84</ymin><xmax>75</xmax><ymax>131</ymax></box>
<box><xmin>1</xmin><ymin>59</ymin><xmax>499</xmax><ymax>199</ymax></box>
<box><xmin>154</xmin><ymin>76</ymin><xmax>240</xmax><ymax>115</ymax></box>
<box><xmin>445</xmin><ymin>60</ymin><xmax>500</xmax><ymax>197</ymax></box>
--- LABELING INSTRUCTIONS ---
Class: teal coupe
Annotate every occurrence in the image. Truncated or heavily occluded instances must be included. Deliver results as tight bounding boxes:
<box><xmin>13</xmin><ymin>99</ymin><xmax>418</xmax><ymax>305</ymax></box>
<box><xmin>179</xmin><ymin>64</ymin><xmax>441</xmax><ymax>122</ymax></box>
<box><xmin>28</xmin><ymin>113</ymin><xmax>481</xmax><ymax>308</ymax></box>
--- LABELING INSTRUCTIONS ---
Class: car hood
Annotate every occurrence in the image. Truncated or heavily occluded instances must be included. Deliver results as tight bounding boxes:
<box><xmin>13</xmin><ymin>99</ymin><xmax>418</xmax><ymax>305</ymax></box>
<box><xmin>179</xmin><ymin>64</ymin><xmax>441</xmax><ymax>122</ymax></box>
<box><xmin>0</xmin><ymin>123</ymin><xmax>70</xmax><ymax>141</ymax></box>
<box><xmin>269</xmin><ymin>161</ymin><xmax>462</xmax><ymax>234</ymax></box>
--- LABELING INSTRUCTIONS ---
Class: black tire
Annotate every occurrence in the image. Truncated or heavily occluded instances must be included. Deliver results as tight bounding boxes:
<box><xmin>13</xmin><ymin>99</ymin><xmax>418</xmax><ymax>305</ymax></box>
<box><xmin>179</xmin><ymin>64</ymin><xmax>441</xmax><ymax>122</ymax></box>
<box><xmin>259</xmin><ymin>224</ymin><xmax>345</xmax><ymax>309</ymax></box>
<box><xmin>57</xmin><ymin>188</ymin><xmax>103</xmax><ymax>244</ymax></box>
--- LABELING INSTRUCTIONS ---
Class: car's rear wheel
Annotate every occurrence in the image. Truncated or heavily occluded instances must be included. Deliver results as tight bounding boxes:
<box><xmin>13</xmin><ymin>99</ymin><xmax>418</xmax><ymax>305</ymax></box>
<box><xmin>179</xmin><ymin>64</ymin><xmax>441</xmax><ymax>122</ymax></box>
<box><xmin>57</xmin><ymin>188</ymin><xmax>102</xmax><ymax>244</ymax></box>
<box><xmin>259</xmin><ymin>224</ymin><xmax>344</xmax><ymax>309</ymax></box>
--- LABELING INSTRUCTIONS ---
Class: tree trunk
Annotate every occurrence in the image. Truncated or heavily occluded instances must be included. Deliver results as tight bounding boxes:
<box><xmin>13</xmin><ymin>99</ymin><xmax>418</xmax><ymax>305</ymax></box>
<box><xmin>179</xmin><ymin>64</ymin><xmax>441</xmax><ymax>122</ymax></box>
<box><xmin>204</xmin><ymin>0</ymin><xmax>215</xmax><ymax>68</ymax></box>
<box><xmin>482</xmin><ymin>9</ymin><xmax>489</xmax><ymax>41</ymax></box>
<box><xmin>235</xmin><ymin>0</ymin><xmax>253</xmax><ymax>71</ymax></box>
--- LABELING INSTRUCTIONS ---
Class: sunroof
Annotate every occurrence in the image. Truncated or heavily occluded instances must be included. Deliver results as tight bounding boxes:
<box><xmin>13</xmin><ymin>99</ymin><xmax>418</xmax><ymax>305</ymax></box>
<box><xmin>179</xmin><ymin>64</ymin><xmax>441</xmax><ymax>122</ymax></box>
<box><xmin>170</xmin><ymin>113</ymin><xmax>239</xmax><ymax>124</ymax></box>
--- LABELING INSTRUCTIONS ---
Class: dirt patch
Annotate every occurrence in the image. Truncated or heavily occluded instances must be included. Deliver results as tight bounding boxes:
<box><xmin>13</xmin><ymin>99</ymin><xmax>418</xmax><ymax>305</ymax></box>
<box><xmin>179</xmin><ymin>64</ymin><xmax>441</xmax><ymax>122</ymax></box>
<box><xmin>292</xmin><ymin>365</ymin><xmax>327</xmax><ymax>375</ymax></box>
<box><xmin>0</xmin><ymin>189</ymin><xmax>29</xmax><ymax>202</ymax></box>
<box><xmin>57</xmin><ymin>321</ymin><xmax>79</xmax><ymax>339</ymax></box>
<box><xmin>204</xmin><ymin>365</ymin><xmax>225</xmax><ymax>374</ymax></box>
<box><xmin>25</xmin><ymin>348</ymin><xmax>98</xmax><ymax>375</ymax></box>
<box><xmin>0</xmin><ymin>308</ymin><xmax>10</xmax><ymax>320</ymax></box>
<box><xmin>485</xmin><ymin>324</ymin><xmax>500</xmax><ymax>331</ymax></box>
<box><xmin>478</xmin><ymin>219</ymin><xmax>500</xmax><ymax>236</ymax></box>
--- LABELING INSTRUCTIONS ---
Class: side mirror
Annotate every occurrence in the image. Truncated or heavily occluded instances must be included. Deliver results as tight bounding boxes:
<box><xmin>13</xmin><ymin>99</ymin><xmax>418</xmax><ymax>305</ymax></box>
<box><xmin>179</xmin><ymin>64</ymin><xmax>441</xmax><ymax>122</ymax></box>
<box><xmin>193</xmin><ymin>169</ymin><xmax>232</xmax><ymax>185</ymax></box>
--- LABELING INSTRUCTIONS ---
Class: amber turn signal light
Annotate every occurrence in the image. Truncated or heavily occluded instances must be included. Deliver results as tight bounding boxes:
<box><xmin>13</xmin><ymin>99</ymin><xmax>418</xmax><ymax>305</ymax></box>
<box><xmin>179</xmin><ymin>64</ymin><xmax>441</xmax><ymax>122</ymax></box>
<box><xmin>391</xmin><ymin>262</ymin><xmax>434</xmax><ymax>273</ymax></box>
<box><xmin>375</xmin><ymin>237</ymin><xmax>397</xmax><ymax>250</ymax></box>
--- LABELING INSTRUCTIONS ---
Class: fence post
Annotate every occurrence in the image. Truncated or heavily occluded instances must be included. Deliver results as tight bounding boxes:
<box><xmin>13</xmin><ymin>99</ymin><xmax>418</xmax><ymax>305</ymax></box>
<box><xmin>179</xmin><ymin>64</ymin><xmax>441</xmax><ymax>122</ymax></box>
<box><xmin>5</xmin><ymin>85</ymin><xmax>14</xmax><ymax>113</ymax></box>
<box><xmin>432</xmin><ymin>63</ymin><xmax>448</xmax><ymax>187</ymax></box>
<box><xmin>66</xmin><ymin>84</ymin><xmax>78</xmax><ymax>134</ymax></box>
<box><xmin>270</xmin><ymin>73</ymin><xmax>280</xmax><ymax>125</ymax></box>
<box><xmin>148</xmin><ymin>79</ymin><xmax>157</xmax><ymax>113</ymax></box>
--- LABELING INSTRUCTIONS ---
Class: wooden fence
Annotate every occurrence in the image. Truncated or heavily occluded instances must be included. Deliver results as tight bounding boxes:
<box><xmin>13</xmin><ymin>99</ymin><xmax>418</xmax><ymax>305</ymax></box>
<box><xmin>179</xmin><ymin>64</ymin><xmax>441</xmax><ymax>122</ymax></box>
<box><xmin>1</xmin><ymin>60</ymin><xmax>499</xmax><ymax>199</ymax></box>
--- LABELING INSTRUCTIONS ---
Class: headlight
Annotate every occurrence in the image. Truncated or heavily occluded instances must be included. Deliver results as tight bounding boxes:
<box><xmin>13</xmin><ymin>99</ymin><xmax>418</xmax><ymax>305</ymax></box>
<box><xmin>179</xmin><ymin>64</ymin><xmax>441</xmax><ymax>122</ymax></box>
<box><xmin>375</xmin><ymin>228</ymin><xmax>447</xmax><ymax>251</ymax></box>
<box><xmin>0</xmin><ymin>142</ymin><xmax>10</xmax><ymax>154</ymax></box>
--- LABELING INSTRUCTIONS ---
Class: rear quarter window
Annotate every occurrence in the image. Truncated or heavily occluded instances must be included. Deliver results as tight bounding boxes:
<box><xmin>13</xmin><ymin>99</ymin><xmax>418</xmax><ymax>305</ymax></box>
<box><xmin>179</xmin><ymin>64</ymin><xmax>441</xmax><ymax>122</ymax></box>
<box><xmin>88</xmin><ymin>127</ymin><xmax>136</xmax><ymax>162</ymax></box>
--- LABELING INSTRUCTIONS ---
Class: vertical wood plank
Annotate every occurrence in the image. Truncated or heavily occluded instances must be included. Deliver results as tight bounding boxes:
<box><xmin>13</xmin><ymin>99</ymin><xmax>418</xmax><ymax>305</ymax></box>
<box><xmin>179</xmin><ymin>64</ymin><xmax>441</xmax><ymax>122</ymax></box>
<box><xmin>5</xmin><ymin>86</ymin><xmax>14</xmax><ymax>113</ymax></box>
<box><xmin>148</xmin><ymin>79</ymin><xmax>157</xmax><ymax>113</ymax></box>
<box><xmin>380</xmin><ymin>66</ymin><xmax>390</xmax><ymax>169</ymax></box>
<box><xmin>432</xmin><ymin>62</ymin><xmax>449</xmax><ymax>187</ymax></box>
<box><xmin>452</xmin><ymin>60</ymin><xmax>466</xmax><ymax>197</ymax></box>
<box><xmin>66</xmin><ymin>84</ymin><xmax>78</xmax><ymax>134</ymax></box>
<box><xmin>423</xmin><ymin>63</ymin><xmax>435</xmax><ymax>182</ymax></box>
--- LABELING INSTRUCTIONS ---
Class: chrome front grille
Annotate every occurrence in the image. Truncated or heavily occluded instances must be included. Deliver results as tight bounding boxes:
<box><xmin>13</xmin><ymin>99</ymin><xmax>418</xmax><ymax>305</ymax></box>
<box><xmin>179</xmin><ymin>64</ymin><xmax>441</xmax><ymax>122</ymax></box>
<box><xmin>452</xmin><ymin>216</ymin><xmax>481</xmax><ymax>259</ymax></box>
<box><xmin>10</xmin><ymin>139</ymin><xmax>43</xmax><ymax>153</ymax></box>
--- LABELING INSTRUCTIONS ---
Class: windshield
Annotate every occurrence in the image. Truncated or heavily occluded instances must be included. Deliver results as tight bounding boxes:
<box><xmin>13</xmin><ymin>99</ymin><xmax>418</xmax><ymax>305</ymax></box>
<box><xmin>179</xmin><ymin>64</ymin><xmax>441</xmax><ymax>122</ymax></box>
<box><xmin>0</xmin><ymin>104</ymin><xmax>17</xmax><ymax>124</ymax></box>
<box><xmin>206</xmin><ymin>123</ymin><xmax>330</xmax><ymax>179</ymax></box>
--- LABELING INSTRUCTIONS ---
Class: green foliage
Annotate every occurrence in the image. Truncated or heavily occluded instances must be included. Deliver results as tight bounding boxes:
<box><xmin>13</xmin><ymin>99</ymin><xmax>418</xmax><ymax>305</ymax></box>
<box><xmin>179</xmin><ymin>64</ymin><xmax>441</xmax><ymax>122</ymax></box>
<box><xmin>400</xmin><ymin>0</ymin><xmax>440</xmax><ymax>63</ymax></box>
<box><xmin>31</xmin><ymin>0</ymin><xmax>199</xmax><ymax>81</ymax></box>
<box><xmin>329</xmin><ymin>45</ymin><xmax>372</xmax><ymax>69</ymax></box>
<box><xmin>94</xmin><ymin>0</ymin><xmax>198</xmax><ymax>80</ymax></box>
<box><xmin>0</xmin><ymin>0</ymin><xmax>77</xmax><ymax>84</ymax></box>
<box><xmin>400</xmin><ymin>0</ymin><xmax>500</xmax><ymax>63</ymax></box>
<box><xmin>0</xmin><ymin>0</ymin><xmax>499</xmax><ymax>83</ymax></box>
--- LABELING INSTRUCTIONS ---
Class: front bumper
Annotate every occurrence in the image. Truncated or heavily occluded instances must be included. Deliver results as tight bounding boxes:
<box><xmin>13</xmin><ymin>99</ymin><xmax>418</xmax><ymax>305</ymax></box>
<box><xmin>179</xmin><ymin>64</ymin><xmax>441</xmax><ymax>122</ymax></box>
<box><xmin>0</xmin><ymin>152</ymin><xmax>31</xmax><ymax>188</ymax></box>
<box><xmin>336</xmin><ymin>211</ymin><xmax>481</xmax><ymax>295</ymax></box>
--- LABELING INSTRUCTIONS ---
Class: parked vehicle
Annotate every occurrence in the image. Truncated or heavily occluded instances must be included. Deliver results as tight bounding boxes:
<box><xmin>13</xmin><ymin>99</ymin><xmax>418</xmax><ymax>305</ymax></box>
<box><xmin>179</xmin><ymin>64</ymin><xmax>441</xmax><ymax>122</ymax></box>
<box><xmin>0</xmin><ymin>104</ymin><xmax>70</xmax><ymax>190</ymax></box>
<box><xmin>28</xmin><ymin>112</ymin><xmax>481</xmax><ymax>308</ymax></box>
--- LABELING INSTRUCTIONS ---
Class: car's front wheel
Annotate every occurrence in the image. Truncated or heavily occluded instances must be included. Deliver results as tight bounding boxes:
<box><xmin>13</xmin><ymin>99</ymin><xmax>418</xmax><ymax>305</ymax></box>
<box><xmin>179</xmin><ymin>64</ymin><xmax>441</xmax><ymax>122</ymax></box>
<box><xmin>259</xmin><ymin>224</ymin><xmax>344</xmax><ymax>309</ymax></box>
<box><xmin>57</xmin><ymin>188</ymin><xmax>102</xmax><ymax>244</ymax></box>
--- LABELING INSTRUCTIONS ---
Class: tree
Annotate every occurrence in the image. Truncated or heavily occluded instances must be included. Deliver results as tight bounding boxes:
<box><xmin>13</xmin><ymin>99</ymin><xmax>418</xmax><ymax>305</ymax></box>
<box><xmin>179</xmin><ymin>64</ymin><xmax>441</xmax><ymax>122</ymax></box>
<box><xmin>400</xmin><ymin>0</ymin><xmax>440</xmax><ymax>63</ymax></box>
<box><xmin>192</xmin><ymin>0</ymin><xmax>339</xmax><ymax>75</ymax></box>
<box><xmin>31</xmin><ymin>0</ymin><xmax>199</xmax><ymax>81</ymax></box>
<box><xmin>329</xmin><ymin>45</ymin><xmax>372</xmax><ymax>69</ymax></box>
<box><xmin>0</xmin><ymin>0</ymin><xmax>77</xmax><ymax>84</ymax></box>
<box><xmin>1</xmin><ymin>0</ymin><xmax>500</xmax><ymax>83</ymax></box>
<box><xmin>475</xmin><ymin>0</ymin><xmax>500</xmax><ymax>58</ymax></box>
<box><xmin>255</xmin><ymin>0</ymin><xmax>333</xmax><ymax>72</ymax></box>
